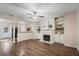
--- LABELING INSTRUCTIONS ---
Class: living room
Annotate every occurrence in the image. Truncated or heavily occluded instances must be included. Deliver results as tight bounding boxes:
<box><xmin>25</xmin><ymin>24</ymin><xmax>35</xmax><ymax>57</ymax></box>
<box><xmin>0</xmin><ymin>3</ymin><xmax>79</xmax><ymax>56</ymax></box>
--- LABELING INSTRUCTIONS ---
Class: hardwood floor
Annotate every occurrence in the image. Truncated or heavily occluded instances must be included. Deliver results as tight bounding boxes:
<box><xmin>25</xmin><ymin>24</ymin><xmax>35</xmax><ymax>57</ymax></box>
<box><xmin>0</xmin><ymin>39</ymin><xmax>79</xmax><ymax>56</ymax></box>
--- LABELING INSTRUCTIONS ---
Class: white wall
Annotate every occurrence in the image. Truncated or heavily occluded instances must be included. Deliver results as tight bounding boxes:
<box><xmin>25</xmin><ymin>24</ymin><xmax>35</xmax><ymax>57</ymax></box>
<box><xmin>31</xmin><ymin>22</ymin><xmax>39</xmax><ymax>39</ymax></box>
<box><xmin>0</xmin><ymin>19</ymin><xmax>12</xmax><ymax>39</ymax></box>
<box><xmin>76</xmin><ymin>9</ymin><xmax>79</xmax><ymax>52</ymax></box>
<box><xmin>64</xmin><ymin>11</ymin><xmax>77</xmax><ymax>47</ymax></box>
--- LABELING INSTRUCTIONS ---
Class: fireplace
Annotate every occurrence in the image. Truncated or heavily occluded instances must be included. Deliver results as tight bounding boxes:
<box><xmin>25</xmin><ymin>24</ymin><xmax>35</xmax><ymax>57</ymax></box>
<box><xmin>43</xmin><ymin>35</ymin><xmax>50</xmax><ymax>41</ymax></box>
<box><xmin>40</xmin><ymin>30</ymin><xmax>54</xmax><ymax>44</ymax></box>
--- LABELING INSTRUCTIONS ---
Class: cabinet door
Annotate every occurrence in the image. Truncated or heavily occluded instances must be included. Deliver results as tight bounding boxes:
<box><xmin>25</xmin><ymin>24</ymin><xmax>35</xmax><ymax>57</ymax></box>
<box><xmin>59</xmin><ymin>35</ymin><xmax>64</xmax><ymax>44</ymax></box>
<box><xmin>55</xmin><ymin>34</ymin><xmax>64</xmax><ymax>44</ymax></box>
<box><xmin>55</xmin><ymin>34</ymin><xmax>60</xmax><ymax>43</ymax></box>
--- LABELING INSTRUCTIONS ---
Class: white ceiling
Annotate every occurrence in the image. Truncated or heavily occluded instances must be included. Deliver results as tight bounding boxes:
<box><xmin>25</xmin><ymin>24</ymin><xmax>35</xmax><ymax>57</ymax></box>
<box><xmin>0</xmin><ymin>3</ymin><xmax>79</xmax><ymax>22</ymax></box>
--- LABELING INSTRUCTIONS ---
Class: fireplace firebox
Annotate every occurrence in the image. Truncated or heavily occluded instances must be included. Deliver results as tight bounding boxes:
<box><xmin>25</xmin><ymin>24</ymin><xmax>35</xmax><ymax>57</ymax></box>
<box><xmin>43</xmin><ymin>35</ymin><xmax>50</xmax><ymax>41</ymax></box>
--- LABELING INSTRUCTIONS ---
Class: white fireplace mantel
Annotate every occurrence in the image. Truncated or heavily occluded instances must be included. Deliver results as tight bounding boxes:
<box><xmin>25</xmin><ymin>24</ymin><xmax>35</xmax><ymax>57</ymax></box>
<box><xmin>40</xmin><ymin>30</ymin><xmax>55</xmax><ymax>44</ymax></box>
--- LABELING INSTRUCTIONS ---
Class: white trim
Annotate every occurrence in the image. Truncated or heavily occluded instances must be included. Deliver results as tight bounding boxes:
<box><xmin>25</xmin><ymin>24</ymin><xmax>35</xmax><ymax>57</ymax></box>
<box><xmin>64</xmin><ymin>44</ymin><xmax>76</xmax><ymax>48</ymax></box>
<box><xmin>77</xmin><ymin>47</ymin><xmax>79</xmax><ymax>53</ymax></box>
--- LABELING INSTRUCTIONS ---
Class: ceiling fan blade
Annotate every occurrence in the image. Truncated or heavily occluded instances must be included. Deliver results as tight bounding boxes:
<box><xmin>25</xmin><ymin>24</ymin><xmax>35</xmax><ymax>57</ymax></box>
<box><xmin>8</xmin><ymin>13</ymin><xmax>14</xmax><ymax>16</ymax></box>
<box><xmin>31</xmin><ymin>11</ymin><xmax>37</xmax><ymax>16</ymax></box>
<box><xmin>38</xmin><ymin>15</ymin><xmax>44</xmax><ymax>18</ymax></box>
<box><xmin>27</xmin><ymin>13</ymin><xmax>32</xmax><ymax>15</ymax></box>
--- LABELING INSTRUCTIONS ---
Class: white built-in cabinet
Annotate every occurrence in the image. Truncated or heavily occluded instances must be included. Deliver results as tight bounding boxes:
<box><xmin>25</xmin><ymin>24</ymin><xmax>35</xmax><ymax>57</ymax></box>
<box><xmin>54</xmin><ymin>16</ymin><xmax>64</xmax><ymax>44</ymax></box>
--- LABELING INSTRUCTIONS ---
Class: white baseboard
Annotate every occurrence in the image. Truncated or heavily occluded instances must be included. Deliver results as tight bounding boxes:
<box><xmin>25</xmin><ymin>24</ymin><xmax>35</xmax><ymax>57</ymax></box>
<box><xmin>64</xmin><ymin>44</ymin><xmax>76</xmax><ymax>48</ymax></box>
<box><xmin>77</xmin><ymin>47</ymin><xmax>79</xmax><ymax>53</ymax></box>
<box><xmin>64</xmin><ymin>44</ymin><xmax>79</xmax><ymax>53</ymax></box>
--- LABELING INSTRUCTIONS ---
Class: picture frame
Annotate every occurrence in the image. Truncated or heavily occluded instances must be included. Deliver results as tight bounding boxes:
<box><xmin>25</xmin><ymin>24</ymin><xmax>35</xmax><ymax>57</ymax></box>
<box><xmin>4</xmin><ymin>27</ymin><xmax>8</xmax><ymax>33</ymax></box>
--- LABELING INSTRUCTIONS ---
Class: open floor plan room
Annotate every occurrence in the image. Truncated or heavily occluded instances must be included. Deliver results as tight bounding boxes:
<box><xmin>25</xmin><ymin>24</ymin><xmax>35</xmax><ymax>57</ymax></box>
<box><xmin>0</xmin><ymin>3</ymin><xmax>79</xmax><ymax>56</ymax></box>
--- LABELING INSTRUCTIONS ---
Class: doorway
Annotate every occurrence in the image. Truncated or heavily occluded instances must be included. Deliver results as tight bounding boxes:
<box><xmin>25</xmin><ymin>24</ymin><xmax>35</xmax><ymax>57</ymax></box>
<box><xmin>12</xmin><ymin>27</ymin><xmax>13</xmax><ymax>41</ymax></box>
<box><xmin>15</xmin><ymin>27</ymin><xmax>18</xmax><ymax>43</ymax></box>
<box><xmin>11</xmin><ymin>23</ymin><xmax>18</xmax><ymax>43</ymax></box>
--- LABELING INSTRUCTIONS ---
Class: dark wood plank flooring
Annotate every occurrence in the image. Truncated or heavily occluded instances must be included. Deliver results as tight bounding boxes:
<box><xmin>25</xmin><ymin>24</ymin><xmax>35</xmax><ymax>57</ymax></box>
<box><xmin>0</xmin><ymin>39</ymin><xmax>79</xmax><ymax>56</ymax></box>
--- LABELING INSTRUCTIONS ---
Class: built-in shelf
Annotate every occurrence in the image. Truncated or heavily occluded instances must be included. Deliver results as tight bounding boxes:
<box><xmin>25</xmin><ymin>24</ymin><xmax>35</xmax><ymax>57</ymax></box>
<box><xmin>55</xmin><ymin>16</ymin><xmax>64</xmax><ymax>34</ymax></box>
<box><xmin>56</xmin><ymin>19</ymin><xmax>64</xmax><ymax>21</ymax></box>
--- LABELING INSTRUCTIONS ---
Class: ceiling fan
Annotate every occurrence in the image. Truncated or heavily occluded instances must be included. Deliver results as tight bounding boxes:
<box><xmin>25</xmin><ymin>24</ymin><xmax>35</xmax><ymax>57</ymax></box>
<box><xmin>27</xmin><ymin>11</ymin><xmax>45</xmax><ymax>19</ymax></box>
